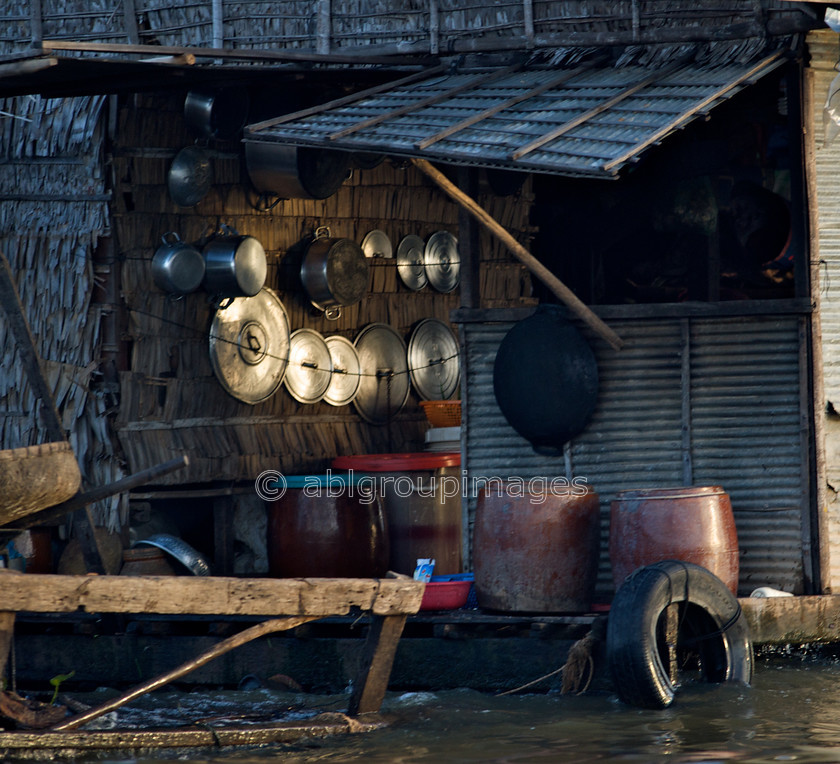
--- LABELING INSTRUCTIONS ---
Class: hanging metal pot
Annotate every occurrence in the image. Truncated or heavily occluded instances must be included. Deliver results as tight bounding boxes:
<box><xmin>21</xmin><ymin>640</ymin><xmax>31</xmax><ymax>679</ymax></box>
<box><xmin>202</xmin><ymin>225</ymin><xmax>267</xmax><ymax>301</ymax></box>
<box><xmin>184</xmin><ymin>87</ymin><xmax>251</xmax><ymax>141</ymax></box>
<box><xmin>245</xmin><ymin>142</ymin><xmax>351</xmax><ymax>199</ymax></box>
<box><xmin>152</xmin><ymin>232</ymin><xmax>205</xmax><ymax>296</ymax></box>
<box><xmin>300</xmin><ymin>226</ymin><xmax>370</xmax><ymax>320</ymax></box>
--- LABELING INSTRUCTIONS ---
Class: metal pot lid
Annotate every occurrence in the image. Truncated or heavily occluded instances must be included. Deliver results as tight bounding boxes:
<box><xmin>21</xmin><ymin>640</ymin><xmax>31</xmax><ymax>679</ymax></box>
<box><xmin>396</xmin><ymin>234</ymin><xmax>427</xmax><ymax>291</ymax></box>
<box><xmin>209</xmin><ymin>288</ymin><xmax>290</xmax><ymax>404</ymax></box>
<box><xmin>361</xmin><ymin>229</ymin><xmax>393</xmax><ymax>259</ymax></box>
<box><xmin>324</xmin><ymin>335</ymin><xmax>361</xmax><ymax>407</ymax></box>
<box><xmin>407</xmin><ymin>318</ymin><xmax>460</xmax><ymax>401</ymax></box>
<box><xmin>424</xmin><ymin>231</ymin><xmax>460</xmax><ymax>293</ymax></box>
<box><xmin>167</xmin><ymin>146</ymin><xmax>213</xmax><ymax>208</ymax></box>
<box><xmin>353</xmin><ymin>323</ymin><xmax>410</xmax><ymax>425</ymax></box>
<box><xmin>284</xmin><ymin>328</ymin><xmax>333</xmax><ymax>404</ymax></box>
<box><xmin>231</xmin><ymin>236</ymin><xmax>268</xmax><ymax>297</ymax></box>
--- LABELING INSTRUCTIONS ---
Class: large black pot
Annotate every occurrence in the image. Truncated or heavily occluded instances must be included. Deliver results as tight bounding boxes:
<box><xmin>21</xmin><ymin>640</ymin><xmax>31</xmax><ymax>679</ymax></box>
<box><xmin>493</xmin><ymin>305</ymin><xmax>598</xmax><ymax>455</ymax></box>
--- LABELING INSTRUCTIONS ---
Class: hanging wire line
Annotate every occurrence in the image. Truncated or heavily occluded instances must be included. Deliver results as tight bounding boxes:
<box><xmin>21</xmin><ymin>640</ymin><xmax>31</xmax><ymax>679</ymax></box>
<box><xmin>128</xmin><ymin>306</ymin><xmax>459</xmax><ymax>380</ymax></box>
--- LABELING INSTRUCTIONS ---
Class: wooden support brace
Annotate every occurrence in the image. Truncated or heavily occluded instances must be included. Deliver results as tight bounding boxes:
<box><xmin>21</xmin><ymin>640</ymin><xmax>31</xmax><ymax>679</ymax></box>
<box><xmin>411</xmin><ymin>158</ymin><xmax>624</xmax><ymax>350</ymax></box>
<box><xmin>348</xmin><ymin>614</ymin><xmax>408</xmax><ymax>715</ymax></box>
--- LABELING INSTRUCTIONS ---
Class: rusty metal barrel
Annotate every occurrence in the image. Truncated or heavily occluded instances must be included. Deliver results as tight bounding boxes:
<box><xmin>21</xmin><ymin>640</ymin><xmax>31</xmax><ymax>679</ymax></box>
<box><xmin>609</xmin><ymin>485</ymin><xmax>739</xmax><ymax>595</ymax></box>
<box><xmin>473</xmin><ymin>483</ymin><xmax>600</xmax><ymax>613</ymax></box>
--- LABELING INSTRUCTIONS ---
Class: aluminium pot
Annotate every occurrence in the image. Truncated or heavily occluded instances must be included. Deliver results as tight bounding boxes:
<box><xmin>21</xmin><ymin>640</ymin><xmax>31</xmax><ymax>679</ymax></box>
<box><xmin>152</xmin><ymin>232</ymin><xmax>205</xmax><ymax>295</ymax></box>
<box><xmin>300</xmin><ymin>226</ymin><xmax>369</xmax><ymax>319</ymax></box>
<box><xmin>245</xmin><ymin>141</ymin><xmax>351</xmax><ymax>200</ymax></box>
<box><xmin>184</xmin><ymin>87</ymin><xmax>250</xmax><ymax>141</ymax></box>
<box><xmin>202</xmin><ymin>226</ymin><xmax>267</xmax><ymax>300</ymax></box>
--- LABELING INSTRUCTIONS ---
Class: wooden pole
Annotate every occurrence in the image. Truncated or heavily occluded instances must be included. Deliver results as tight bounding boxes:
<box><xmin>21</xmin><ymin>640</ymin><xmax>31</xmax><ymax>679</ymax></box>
<box><xmin>52</xmin><ymin>616</ymin><xmax>318</xmax><ymax>731</ymax></box>
<box><xmin>410</xmin><ymin>158</ymin><xmax>624</xmax><ymax>350</ymax></box>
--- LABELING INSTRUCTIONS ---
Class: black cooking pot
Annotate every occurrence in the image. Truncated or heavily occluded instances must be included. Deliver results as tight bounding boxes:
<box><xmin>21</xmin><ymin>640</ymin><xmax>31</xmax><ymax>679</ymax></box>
<box><xmin>493</xmin><ymin>305</ymin><xmax>599</xmax><ymax>455</ymax></box>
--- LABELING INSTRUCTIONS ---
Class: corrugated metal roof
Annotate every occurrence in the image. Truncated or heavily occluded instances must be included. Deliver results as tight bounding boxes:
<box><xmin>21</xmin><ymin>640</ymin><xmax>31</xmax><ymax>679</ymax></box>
<box><xmin>245</xmin><ymin>50</ymin><xmax>789</xmax><ymax>179</ymax></box>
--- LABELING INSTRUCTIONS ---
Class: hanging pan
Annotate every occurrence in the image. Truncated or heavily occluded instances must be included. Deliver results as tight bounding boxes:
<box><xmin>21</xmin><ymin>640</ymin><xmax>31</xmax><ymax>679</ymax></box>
<box><xmin>203</xmin><ymin>225</ymin><xmax>267</xmax><ymax>302</ymax></box>
<box><xmin>396</xmin><ymin>234</ymin><xmax>427</xmax><ymax>291</ymax></box>
<box><xmin>209</xmin><ymin>288</ymin><xmax>290</xmax><ymax>404</ymax></box>
<box><xmin>284</xmin><ymin>328</ymin><xmax>333</xmax><ymax>404</ymax></box>
<box><xmin>324</xmin><ymin>335</ymin><xmax>361</xmax><ymax>407</ymax></box>
<box><xmin>407</xmin><ymin>318</ymin><xmax>460</xmax><ymax>401</ymax></box>
<box><xmin>152</xmin><ymin>232</ymin><xmax>205</xmax><ymax>296</ymax></box>
<box><xmin>167</xmin><ymin>145</ymin><xmax>213</xmax><ymax>208</ymax></box>
<box><xmin>184</xmin><ymin>87</ymin><xmax>250</xmax><ymax>141</ymax></box>
<box><xmin>353</xmin><ymin>323</ymin><xmax>410</xmax><ymax>425</ymax></box>
<box><xmin>425</xmin><ymin>231</ymin><xmax>460</xmax><ymax>293</ymax></box>
<box><xmin>245</xmin><ymin>142</ymin><xmax>350</xmax><ymax>200</ymax></box>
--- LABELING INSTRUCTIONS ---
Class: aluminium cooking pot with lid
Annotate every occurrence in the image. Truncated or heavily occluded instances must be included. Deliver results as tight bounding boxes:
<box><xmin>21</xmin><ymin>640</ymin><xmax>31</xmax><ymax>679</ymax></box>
<box><xmin>152</xmin><ymin>232</ymin><xmax>205</xmax><ymax>296</ymax></box>
<box><xmin>202</xmin><ymin>225</ymin><xmax>267</xmax><ymax>301</ymax></box>
<box><xmin>300</xmin><ymin>226</ymin><xmax>370</xmax><ymax>320</ymax></box>
<box><xmin>184</xmin><ymin>87</ymin><xmax>250</xmax><ymax>141</ymax></box>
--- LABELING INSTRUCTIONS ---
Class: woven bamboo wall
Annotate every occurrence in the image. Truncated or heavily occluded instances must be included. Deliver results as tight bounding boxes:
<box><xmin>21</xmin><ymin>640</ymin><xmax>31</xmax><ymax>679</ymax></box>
<box><xmin>0</xmin><ymin>1</ymin><xmax>814</xmax><ymax>56</ymax></box>
<box><xmin>0</xmin><ymin>94</ymin><xmax>125</xmax><ymax>529</ymax></box>
<box><xmin>112</xmin><ymin>91</ymin><xmax>534</xmax><ymax>485</ymax></box>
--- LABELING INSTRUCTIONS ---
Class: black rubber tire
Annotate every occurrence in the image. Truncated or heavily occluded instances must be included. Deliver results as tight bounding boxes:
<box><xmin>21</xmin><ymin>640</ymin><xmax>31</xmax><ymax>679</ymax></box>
<box><xmin>605</xmin><ymin>559</ymin><xmax>753</xmax><ymax>709</ymax></box>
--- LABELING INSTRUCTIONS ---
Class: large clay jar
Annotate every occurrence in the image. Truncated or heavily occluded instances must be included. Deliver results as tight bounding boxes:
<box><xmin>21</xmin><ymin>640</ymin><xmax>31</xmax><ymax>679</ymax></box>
<box><xmin>267</xmin><ymin>474</ymin><xmax>389</xmax><ymax>578</ymax></box>
<box><xmin>474</xmin><ymin>483</ymin><xmax>600</xmax><ymax>613</ymax></box>
<box><xmin>609</xmin><ymin>485</ymin><xmax>739</xmax><ymax>595</ymax></box>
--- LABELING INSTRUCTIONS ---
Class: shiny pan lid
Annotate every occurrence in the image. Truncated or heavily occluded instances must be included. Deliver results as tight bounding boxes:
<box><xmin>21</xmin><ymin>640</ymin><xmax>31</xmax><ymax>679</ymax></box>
<box><xmin>407</xmin><ymin>318</ymin><xmax>460</xmax><ymax>401</ymax></box>
<box><xmin>424</xmin><ymin>231</ymin><xmax>460</xmax><ymax>293</ymax></box>
<box><xmin>209</xmin><ymin>288</ymin><xmax>290</xmax><ymax>404</ymax></box>
<box><xmin>323</xmin><ymin>335</ymin><xmax>361</xmax><ymax>407</ymax></box>
<box><xmin>353</xmin><ymin>323</ymin><xmax>410</xmax><ymax>425</ymax></box>
<box><xmin>396</xmin><ymin>234</ymin><xmax>427</xmax><ymax>291</ymax></box>
<box><xmin>284</xmin><ymin>328</ymin><xmax>333</xmax><ymax>404</ymax></box>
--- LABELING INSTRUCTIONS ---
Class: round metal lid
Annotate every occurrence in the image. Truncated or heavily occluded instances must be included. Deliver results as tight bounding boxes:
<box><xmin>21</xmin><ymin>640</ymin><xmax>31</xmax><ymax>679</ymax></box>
<box><xmin>407</xmin><ymin>318</ymin><xmax>460</xmax><ymax>401</ymax></box>
<box><xmin>424</xmin><ymin>231</ymin><xmax>460</xmax><ymax>293</ymax></box>
<box><xmin>396</xmin><ymin>234</ymin><xmax>427</xmax><ymax>291</ymax></box>
<box><xmin>284</xmin><ymin>328</ymin><xmax>333</xmax><ymax>404</ymax></box>
<box><xmin>209</xmin><ymin>288</ymin><xmax>290</xmax><ymax>404</ymax></box>
<box><xmin>361</xmin><ymin>229</ymin><xmax>393</xmax><ymax>259</ymax></box>
<box><xmin>324</xmin><ymin>335</ymin><xmax>361</xmax><ymax>407</ymax></box>
<box><xmin>353</xmin><ymin>323</ymin><xmax>410</xmax><ymax>425</ymax></box>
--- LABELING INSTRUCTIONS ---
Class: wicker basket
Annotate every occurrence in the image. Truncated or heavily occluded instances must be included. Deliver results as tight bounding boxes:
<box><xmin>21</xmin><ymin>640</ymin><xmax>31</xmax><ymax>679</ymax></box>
<box><xmin>420</xmin><ymin>400</ymin><xmax>462</xmax><ymax>428</ymax></box>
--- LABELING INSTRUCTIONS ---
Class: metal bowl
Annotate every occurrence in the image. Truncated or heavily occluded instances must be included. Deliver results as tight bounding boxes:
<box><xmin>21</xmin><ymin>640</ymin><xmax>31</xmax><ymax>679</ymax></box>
<box><xmin>132</xmin><ymin>533</ymin><xmax>211</xmax><ymax>576</ymax></box>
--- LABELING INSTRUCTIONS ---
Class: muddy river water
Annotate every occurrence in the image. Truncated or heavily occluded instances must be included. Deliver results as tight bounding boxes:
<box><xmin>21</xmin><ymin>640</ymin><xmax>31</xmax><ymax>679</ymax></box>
<box><xmin>70</xmin><ymin>648</ymin><xmax>840</xmax><ymax>763</ymax></box>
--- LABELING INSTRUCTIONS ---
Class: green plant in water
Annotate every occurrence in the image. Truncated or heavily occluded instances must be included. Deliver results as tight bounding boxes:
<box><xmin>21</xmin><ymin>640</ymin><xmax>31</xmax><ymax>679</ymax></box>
<box><xmin>49</xmin><ymin>670</ymin><xmax>75</xmax><ymax>705</ymax></box>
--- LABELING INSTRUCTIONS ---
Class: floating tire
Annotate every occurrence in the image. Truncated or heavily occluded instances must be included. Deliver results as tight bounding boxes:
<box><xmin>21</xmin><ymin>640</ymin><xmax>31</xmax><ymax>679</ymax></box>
<box><xmin>605</xmin><ymin>559</ymin><xmax>753</xmax><ymax>709</ymax></box>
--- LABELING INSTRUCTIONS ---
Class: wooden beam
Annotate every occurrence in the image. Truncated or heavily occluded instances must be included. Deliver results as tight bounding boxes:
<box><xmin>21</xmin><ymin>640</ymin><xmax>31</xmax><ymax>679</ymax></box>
<box><xmin>512</xmin><ymin>57</ymin><xmax>689</xmax><ymax>160</ymax></box>
<box><xmin>412</xmin><ymin>158</ymin><xmax>624</xmax><ymax>349</ymax></box>
<box><xmin>348</xmin><ymin>615</ymin><xmax>408</xmax><ymax>714</ymax></box>
<box><xmin>0</xmin><ymin>573</ymin><xmax>425</xmax><ymax>617</ymax></box>
<box><xmin>53</xmin><ymin>616</ymin><xmax>319</xmax><ymax>731</ymax></box>
<box><xmin>417</xmin><ymin>55</ymin><xmax>607</xmax><ymax>150</ymax></box>
<box><xmin>245</xmin><ymin>64</ymin><xmax>447</xmax><ymax>133</ymax></box>
<box><xmin>602</xmin><ymin>50</ymin><xmax>788</xmax><ymax>173</ymax></box>
<box><xmin>39</xmin><ymin>40</ymin><xmax>434</xmax><ymax>66</ymax></box>
<box><xmin>328</xmin><ymin>64</ymin><xmax>523</xmax><ymax>141</ymax></box>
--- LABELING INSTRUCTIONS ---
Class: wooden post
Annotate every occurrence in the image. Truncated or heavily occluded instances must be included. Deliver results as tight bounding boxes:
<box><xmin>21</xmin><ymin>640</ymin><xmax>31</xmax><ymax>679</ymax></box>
<box><xmin>0</xmin><ymin>252</ymin><xmax>65</xmax><ymax>442</ymax></box>
<box><xmin>348</xmin><ymin>614</ymin><xmax>408</xmax><ymax>715</ymax></box>
<box><xmin>412</xmin><ymin>158</ymin><xmax>624</xmax><ymax>350</ymax></box>
<box><xmin>457</xmin><ymin>167</ymin><xmax>481</xmax><ymax>309</ymax></box>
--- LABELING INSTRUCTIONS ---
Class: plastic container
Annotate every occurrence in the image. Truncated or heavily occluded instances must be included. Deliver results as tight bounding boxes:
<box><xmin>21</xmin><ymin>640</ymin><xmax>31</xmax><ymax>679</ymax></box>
<box><xmin>266</xmin><ymin>473</ymin><xmax>389</xmax><ymax>578</ymax></box>
<box><xmin>609</xmin><ymin>485</ymin><xmax>739</xmax><ymax>595</ymax></box>
<box><xmin>332</xmin><ymin>453</ymin><xmax>462</xmax><ymax>576</ymax></box>
<box><xmin>474</xmin><ymin>484</ymin><xmax>600</xmax><ymax>613</ymax></box>
<box><xmin>420</xmin><ymin>575</ymin><xmax>474</xmax><ymax>611</ymax></box>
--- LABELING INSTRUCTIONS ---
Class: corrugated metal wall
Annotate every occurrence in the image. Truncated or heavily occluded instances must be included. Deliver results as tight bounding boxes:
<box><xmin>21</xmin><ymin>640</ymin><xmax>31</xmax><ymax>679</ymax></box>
<box><xmin>461</xmin><ymin>312</ymin><xmax>809</xmax><ymax>598</ymax></box>
<box><xmin>808</xmin><ymin>29</ymin><xmax>840</xmax><ymax>592</ymax></box>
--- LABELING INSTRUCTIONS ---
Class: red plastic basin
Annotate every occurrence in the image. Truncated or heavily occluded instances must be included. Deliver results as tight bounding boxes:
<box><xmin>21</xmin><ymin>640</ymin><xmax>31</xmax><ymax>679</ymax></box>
<box><xmin>419</xmin><ymin>580</ymin><xmax>472</xmax><ymax>611</ymax></box>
